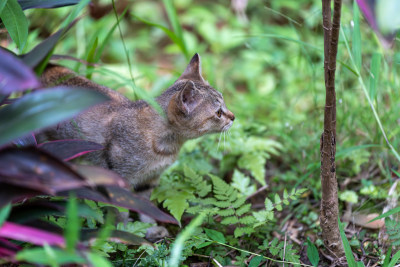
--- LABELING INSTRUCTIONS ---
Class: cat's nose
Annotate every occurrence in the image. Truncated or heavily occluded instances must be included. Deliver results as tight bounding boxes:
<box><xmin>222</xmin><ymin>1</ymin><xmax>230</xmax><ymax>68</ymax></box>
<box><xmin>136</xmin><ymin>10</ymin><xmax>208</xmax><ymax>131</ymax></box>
<box><xmin>227</xmin><ymin>111</ymin><xmax>235</xmax><ymax>121</ymax></box>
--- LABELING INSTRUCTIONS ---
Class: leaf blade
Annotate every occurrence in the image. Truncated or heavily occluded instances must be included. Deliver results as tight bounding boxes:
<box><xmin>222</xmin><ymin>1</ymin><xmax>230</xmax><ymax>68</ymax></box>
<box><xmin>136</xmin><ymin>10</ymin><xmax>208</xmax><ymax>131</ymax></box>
<box><xmin>0</xmin><ymin>0</ymin><xmax>28</xmax><ymax>52</ymax></box>
<box><xmin>0</xmin><ymin>87</ymin><xmax>108</xmax><ymax>146</ymax></box>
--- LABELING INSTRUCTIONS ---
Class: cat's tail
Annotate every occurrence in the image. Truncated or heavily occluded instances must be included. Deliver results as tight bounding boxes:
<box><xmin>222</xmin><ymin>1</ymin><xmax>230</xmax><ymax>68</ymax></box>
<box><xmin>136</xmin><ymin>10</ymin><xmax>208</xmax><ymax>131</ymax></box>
<box><xmin>40</xmin><ymin>64</ymin><xmax>129</xmax><ymax>103</ymax></box>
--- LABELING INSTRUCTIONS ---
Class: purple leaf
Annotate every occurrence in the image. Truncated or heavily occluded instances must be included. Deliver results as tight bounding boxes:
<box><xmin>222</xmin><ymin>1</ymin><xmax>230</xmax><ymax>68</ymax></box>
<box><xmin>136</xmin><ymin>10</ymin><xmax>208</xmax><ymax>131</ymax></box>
<box><xmin>0</xmin><ymin>222</ymin><xmax>65</xmax><ymax>247</ymax></box>
<box><xmin>21</xmin><ymin>20</ymin><xmax>77</xmax><ymax>68</ymax></box>
<box><xmin>0</xmin><ymin>183</ymin><xmax>44</xmax><ymax>208</ymax></box>
<box><xmin>18</xmin><ymin>0</ymin><xmax>80</xmax><ymax>10</ymax></box>
<box><xmin>71</xmin><ymin>165</ymin><xmax>130</xmax><ymax>188</ymax></box>
<box><xmin>104</xmin><ymin>186</ymin><xmax>178</xmax><ymax>224</ymax></box>
<box><xmin>38</xmin><ymin>139</ymin><xmax>103</xmax><ymax>161</ymax></box>
<box><xmin>12</xmin><ymin>133</ymin><xmax>37</xmax><ymax>147</ymax></box>
<box><xmin>57</xmin><ymin>186</ymin><xmax>178</xmax><ymax>224</ymax></box>
<box><xmin>356</xmin><ymin>0</ymin><xmax>378</xmax><ymax>31</ymax></box>
<box><xmin>0</xmin><ymin>49</ymin><xmax>40</xmax><ymax>94</ymax></box>
<box><xmin>0</xmin><ymin>247</ymin><xmax>16</xmax><ymax>258</ymax></box>
<box><xmin>0</xmin><ymin>147</ymin><xmax>88</xmax><ymax>194</ymax></box>
<box><xmin>0</xmin><ymin>237</ymin><xmax>21</xmax><ymax>251</ymax></box>
<box><xmin>356</xmin><ymin>0</ymin><xmax>396</xmax><ymax>46</ymax></box>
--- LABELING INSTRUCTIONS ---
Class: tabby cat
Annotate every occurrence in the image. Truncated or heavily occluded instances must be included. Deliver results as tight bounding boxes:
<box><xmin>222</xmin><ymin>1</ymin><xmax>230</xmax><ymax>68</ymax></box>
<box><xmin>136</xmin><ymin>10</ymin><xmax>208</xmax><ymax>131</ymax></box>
<box><xmin>39</xmin><ymin>54</ymin><xmax>235</xmax><ymax>238</ymax></box>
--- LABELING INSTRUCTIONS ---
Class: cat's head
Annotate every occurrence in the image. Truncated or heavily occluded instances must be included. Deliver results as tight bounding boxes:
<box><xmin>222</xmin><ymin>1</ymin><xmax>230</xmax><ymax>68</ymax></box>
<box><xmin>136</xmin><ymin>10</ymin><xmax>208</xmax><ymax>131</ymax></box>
<box><xmin>165</xmin><ymin>53</ymin><xmax>235</xmax><ymax>139</ymax></box>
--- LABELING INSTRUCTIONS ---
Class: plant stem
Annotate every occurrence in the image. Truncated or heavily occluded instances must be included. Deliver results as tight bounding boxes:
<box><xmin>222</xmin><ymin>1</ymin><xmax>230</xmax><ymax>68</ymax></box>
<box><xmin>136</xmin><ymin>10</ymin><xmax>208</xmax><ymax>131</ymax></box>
<box><xmin>320</xmin><ymin>0</ymin><xmax>345</xmax><ymax>259</ymax></box>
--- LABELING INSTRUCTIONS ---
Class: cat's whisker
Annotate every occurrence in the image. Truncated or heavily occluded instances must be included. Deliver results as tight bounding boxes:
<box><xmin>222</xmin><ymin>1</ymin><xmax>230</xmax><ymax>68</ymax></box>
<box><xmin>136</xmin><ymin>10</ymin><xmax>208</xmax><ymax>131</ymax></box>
<box><xmin>217</xmin><ymin>132</ymin><xmax>222</xmax><ymax>151</ymax></box>
<box><xmin>223</xmin><ymin>131</ymin><xmax>226</xmax><ymax>149</ymax></box>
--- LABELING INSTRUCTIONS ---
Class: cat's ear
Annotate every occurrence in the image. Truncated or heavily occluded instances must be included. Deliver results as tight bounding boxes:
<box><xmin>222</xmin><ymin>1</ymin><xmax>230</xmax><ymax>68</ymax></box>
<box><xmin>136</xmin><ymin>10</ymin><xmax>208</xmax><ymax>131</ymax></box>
<box><xmin>178</xmin><ymin>81</ymin><xmax>201</xmax><ymax>114</ymax></box>
<box><xmin>178</xmin><ymin>53</ymin><xmax>205</xmax><ymax>82</ymax></box>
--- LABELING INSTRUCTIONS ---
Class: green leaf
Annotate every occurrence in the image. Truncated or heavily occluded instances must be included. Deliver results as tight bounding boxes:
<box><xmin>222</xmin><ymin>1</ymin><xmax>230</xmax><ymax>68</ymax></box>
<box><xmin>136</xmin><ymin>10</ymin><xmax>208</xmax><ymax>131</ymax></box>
<box><xmin>196</xmin><ymin>241</ymin><xmax>213</xmax><ymax>249</ymax></box>
<box><xmin>306</xmin><ymin>238</ymin><xmax>320</xmax><ymax>267</ymax></box>
<box><xmin>369</xmin><ymin>206</ymin><xmax>400</xmax><ymax>223</ymax></box>
<box><xmin>163</xmin><ymin>192</ymin><xmax>190</xmax><ymax>223</ymax></box>
<box><xmin>239</xmin><ymin>215</ymin><xmax>256</xmax><ymax>225</ymax></box>
<box><xmin>85</xmin><ymin>37</ymin><xmax>98</xmax><ymax>79</ymax></box>
<box><xmin>231</xmin><ymin>170</ymin><xmax>256</xmax><ymax>196</ymax></box>
<box><xmin>369</xmin><ymin>53</ymin><xmax>381</xmax><ymax>101</ymax></box>
<box><xmin>236</xmin><ymin>203</ymin><xmax>251</xmax><ymax>216</ymax></box>
<box><xmin>252</xmin><ymin>210</ymin><xmax>268</xmax><ymax>222</ymax></box>
<box><xmin>265</xmin><ymin>198</ymin><xmax>273</xmax><ymax>211</ymax></box>
<box><xmin>87</xmin><ymin>252</ymin><xmax>112</xmax><ymax>267</ymax></box>
<box><xmin>60</xmin><ymin>0</ymin><xmax>90</xmax><ymax>28</ymax></box>
<box><xmin>65</xmin><ymin>194</ymin><xmax>80</xmax><ymax>252</ymax></box>
<box><xmin>117</xmin><ymin>221</ymin><xmax>152</xmax><ymax>238</ymax></box>
<box><xmin>238</xmin><ymin>153</ymin><xmax>266</xmax><ymax>185</ymax></box>
<box><xmin>283</xmin><ymin>189</ymin><xmax>288</xmax><ymax>199</ymax></box>
<box><xmin>0</xmin><ymin>87</ymin><xmax>108</xmax><ymax>146</ymax></box>
<box><xmin>248</xmin><ymin>256</ymin><xmax>263</xmax><ymax>267</ymax></box>
<box><xmin>169</xmin><ymin>213</ymin><xmax>205</xmax><ymax>267</ymax></box>
<box><xmin>16</xmin><ymin>248</ymin><xmax>86</xmax><ymax>265</ymax></box>
<box><xmin>93</xmin><ymin>8</ymin><xmax>128</xmax><ymax>63</ymax></box>
<box><xmin>204</xmin><ymin>228</ymin><xmax>226</xmax><ymax>243</ymax></box>
<box><xmin>0</xmin><ymin>1</ymin><xmax>7</xmax><ymax>15</ymax></box>
<box><xmin>382</xmin><ymin>246</ymin><xmax>392</xmax><ymax>267</ymax></box>
<box><xmin>219</xmin><ymin>208</ymin><xmax>235</xmax><ymax>216</ymax></box>
<box><xmin>133</xmin><ymin>14</ymin><xmax>186</xmax><ymax>58</ymax></box>
<box><xmin>352</xmin><ymin>1</ymin><xmax>362</xmax><ymax>71</ymax></box>
<box><xmin>162</xmin><ymin>0</ymin><xmax>188</xmax><ymax>59</ymax></box>
<box><xmin>0</xmin><ymin>0</ymin><xmax>28</xmax><ymax>52</ymax></box>
<box><xmin>338</xmin><ymin>217</ymin><xmax>358</xmax><ymax>267</ymax></box>
<box><xmin>274</xmin><ymin>193</ymin><xmax>281</xmax><ymax>204</ymax></box>
<box><xmin>221</xmin><ymin>216</ymin><xmax>239</xmax><ymax>225</ymax></box>
<box><xmin>234</xmin><ymin>226</ymin><xmax>254</xmax><ymax>237</ymax></box>
<box><xmin>0</xmin><ymin>203</ymin><xmax>11</xmax><ymax>228</ymax></box>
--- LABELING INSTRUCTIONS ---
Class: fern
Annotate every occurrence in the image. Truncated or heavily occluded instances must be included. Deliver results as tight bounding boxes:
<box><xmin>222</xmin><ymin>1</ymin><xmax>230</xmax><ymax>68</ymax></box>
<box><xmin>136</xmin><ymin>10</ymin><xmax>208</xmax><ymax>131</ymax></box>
<box><xmin>151</xmin><ymin>173</ymin><xmax>195</xmax><ymax>223</ymax></box>
<box><xmin>252</xmin><ymin>187</ymin><xmax>307</xmax><ymax>227</ymax></box>
<box><xmin>386</xmin><ymin>218</ymin><xmax>400</xmax><ymax>246</ymax></box>
<box><xmin>154</xmin><ymin>166</ymin><xmax>307</xmax><ymax>238</ymax></box>
<box><xmin>260</xmin><ymin>238</ymin><xmax>301</xmax><ymax>265</ymax></box>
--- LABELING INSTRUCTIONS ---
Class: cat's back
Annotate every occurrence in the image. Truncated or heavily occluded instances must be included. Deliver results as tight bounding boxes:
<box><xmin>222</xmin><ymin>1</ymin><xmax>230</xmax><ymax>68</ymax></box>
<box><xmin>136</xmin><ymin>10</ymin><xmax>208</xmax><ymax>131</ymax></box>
<box><xmin>41</xmin><ymin>64</ymin><xmax>130</xmax><ymax>105</ymax></box>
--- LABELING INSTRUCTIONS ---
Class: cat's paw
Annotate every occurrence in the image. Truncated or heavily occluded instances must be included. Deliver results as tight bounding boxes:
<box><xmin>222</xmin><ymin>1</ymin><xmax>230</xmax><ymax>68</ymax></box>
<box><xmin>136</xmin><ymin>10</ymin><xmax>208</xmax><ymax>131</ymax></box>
<box><xmin>145</xmin><ymin>225</ymin><xmax>169</xmax><ymax>242</ymax></box>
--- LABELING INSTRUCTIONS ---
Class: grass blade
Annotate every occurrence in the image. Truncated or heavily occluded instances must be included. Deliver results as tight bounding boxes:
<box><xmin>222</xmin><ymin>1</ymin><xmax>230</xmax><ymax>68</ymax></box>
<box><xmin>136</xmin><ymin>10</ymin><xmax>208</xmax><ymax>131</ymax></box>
<box><xmin>369</xmin><ymin>206</ymin><xmax>400</xmax><ymax>223</ymax></box>
<box><xmin>341</xmin><ymin>25</ymin><xmax>400</xmax><ymax>163</ymax></box>
<box><xmin>0</xmin><ymin>203</ymin><xmax>11</xmax><ymax>228</ymax></box>
<box><xmin>85</xmin><ymin>37</ymin><xmax>98</xmax><ymax>79</ymax></box>
<box><xmin>388</xmin><ymin>249</ymin><xmax>400</xmax><ymax>267</ymax></box>
<box><xmin>382</xmin><ymin>246</ymin><xmax>392</xmax><ymax>267</ymax></box>
<box><xmin>353</xmin><ymin>1</ymin><xmax>362</xmax><ymax>71</ymax></box>
<box><xmin>338</xmin><ymin>217</ymin><xmax>358</xmax><ymax>267</ymax></box>
<box><xmin>369</xmin><ymin>52</ymin><xmax>381</xmax><ymax>101</ymax></box>
<box><xmin>94</xmin><ymin>8</ymin><xmax>128</xmax><ymax>63</ymax></box>
<box><xmin>60</xmin><ymin>0</ymin><xmax>90</xmax><ymax>29</ymax></box>
<box><xmin>162</xmin><ymin>0</ymin><xmax>189</xmax><ymax>59</ymax></box>
<box><xmin>169</xmin><ymin>213</ymin><xmax>206</xmax><ymax>266</ymax></box>
<box><xmin>65</xmin><ymin>193</ymin><xmax>80</xmax><ymax>252</ymax></box>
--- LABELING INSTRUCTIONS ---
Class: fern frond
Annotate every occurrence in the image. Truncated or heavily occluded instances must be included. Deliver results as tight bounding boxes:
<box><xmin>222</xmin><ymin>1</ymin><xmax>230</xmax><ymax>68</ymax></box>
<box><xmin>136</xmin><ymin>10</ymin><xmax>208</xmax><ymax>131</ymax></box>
<box><xmin>221</xmin><ymin>216</ymin><xmax>239</xmax><ymax>225</ymax></box>
<box><xmin>236</xmin><ymin>203</ymin><xmax>251</xmax><ymax>216</ymax></box>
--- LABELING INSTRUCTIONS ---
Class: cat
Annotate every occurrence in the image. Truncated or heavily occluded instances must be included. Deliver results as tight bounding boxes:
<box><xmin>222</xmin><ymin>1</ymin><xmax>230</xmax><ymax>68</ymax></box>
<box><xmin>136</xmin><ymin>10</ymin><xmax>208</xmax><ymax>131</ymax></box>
<box><xmin>38</xmin><ymin>53</ymin><xmax>235</xmax><ymax>239</ymax></box>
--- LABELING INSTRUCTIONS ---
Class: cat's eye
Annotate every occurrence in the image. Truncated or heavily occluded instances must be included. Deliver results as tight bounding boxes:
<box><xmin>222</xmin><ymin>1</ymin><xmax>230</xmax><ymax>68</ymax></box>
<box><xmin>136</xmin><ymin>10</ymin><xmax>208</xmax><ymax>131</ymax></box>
<box><xmin>216</xmin><ymin>108</ymin><xmax>222</xmax><ymax>118</ymax></box>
